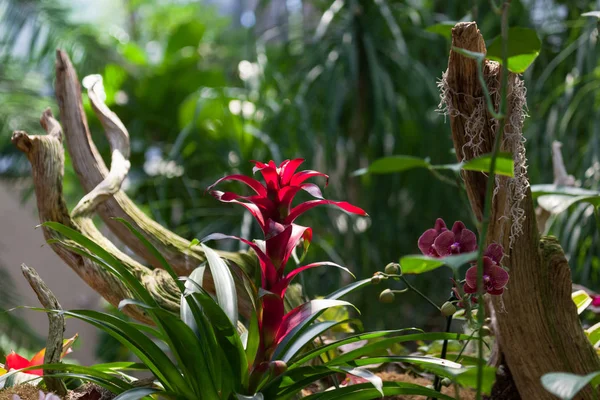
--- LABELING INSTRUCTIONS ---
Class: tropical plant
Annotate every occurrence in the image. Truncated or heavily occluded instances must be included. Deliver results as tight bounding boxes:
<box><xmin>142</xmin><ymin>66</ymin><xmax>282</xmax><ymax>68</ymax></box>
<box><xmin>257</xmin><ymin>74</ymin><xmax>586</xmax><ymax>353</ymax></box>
<box><xmin>2</xmin><ymin>160</ymin><xmax>493</xmax><ymax>399</ymax></box>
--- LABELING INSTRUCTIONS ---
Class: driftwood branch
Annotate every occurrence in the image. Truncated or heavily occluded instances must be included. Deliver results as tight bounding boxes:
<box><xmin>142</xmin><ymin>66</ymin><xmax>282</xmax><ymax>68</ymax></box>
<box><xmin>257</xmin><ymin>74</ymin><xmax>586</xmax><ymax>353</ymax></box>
<box><xmin>21</xmin><ymin>264</ymin><xmax>67</xmax><ymax>396</ymax></box>
<box><xmin>54</xmin><ymin>50</ymin><xmax>253</xmax><ymax>276</ymax></box>
<box><xmin>12</xmin><ymin>111</ymin><xmax>179</xmax><ymax>324</ymax></box>
<box><xmin>443</xmin><ymin>22</ymin><xmax>600</xmax><ymax>399</ymax></box>
<box><xmin>71</xmin><ymin>75</ymin><xmax>131</xmax><ymax>218</ymax></box>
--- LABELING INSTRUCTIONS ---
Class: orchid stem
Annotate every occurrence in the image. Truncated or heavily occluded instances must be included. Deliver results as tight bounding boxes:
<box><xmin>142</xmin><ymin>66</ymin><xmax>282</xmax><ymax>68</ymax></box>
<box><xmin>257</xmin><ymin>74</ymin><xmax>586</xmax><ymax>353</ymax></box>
<box><xmin>432</xmin><ymin>314</ymin><xmax>453</xmax><ymax>398</ymax></box>
<box><xmin>474</xmin><ymin>2</ymin><xmax>511</xmax><ymax>399</ymax></box>
<box><xmin>400</xmin><ymin>276</ymin><xmax>441</xmax><ymax>311</ymax></box>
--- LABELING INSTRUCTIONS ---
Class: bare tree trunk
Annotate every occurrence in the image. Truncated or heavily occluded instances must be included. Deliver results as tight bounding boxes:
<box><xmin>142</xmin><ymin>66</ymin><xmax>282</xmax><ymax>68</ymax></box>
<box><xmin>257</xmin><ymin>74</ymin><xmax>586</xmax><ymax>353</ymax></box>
<box><xmin>441</xmin><ymin>22</ymin><xmax>600</xmax><ymax>399</ymax></box>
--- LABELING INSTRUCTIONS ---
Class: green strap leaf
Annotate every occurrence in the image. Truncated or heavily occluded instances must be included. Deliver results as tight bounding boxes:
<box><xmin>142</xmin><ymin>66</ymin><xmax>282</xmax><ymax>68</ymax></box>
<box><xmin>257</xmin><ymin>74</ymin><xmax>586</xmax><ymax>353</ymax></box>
<box><xmin>201</xmin><ymin>243</ymin><xmax>238</xmax><ymax>327</ymax></box>
<box><xmin>462</xmin><ymin>152</ymin><xmax>514</xmax><ymax>177</ymax></box>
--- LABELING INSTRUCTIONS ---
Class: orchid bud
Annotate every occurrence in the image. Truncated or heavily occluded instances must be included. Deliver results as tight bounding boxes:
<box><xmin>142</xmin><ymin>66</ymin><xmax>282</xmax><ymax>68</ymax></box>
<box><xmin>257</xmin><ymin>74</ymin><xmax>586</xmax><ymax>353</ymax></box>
<box><xmin>441</xmin><ymin>301</ymin><xmax>457</xmax><ymax>317</ymax></box>
<box><xmin>441</xmin><ymin>378</ymin><xmax>452</xmax><ymax>387</ymax></box>
<box><xmin>379</xmin><ymin>289</ymin><xmax>395</xmax><ymax>303</ymax></box>
<box><xmin>426</xmin><ymin>384</ymin><xmax>435</xmax><ymax>390</ymax></box>
<box><xmin>371</xmin><ymin>275</ymin><xmax>382</xmax><ymax>284</ymax></box>
<box><xmin>384</xmin><ymin>262</ymin><xmax>400</xmax><ymax>275</ymax></box>
<box><xmin>481</xmin><ymin>326</ymin><xmax>492</xmax><ymax>337</ymax></box>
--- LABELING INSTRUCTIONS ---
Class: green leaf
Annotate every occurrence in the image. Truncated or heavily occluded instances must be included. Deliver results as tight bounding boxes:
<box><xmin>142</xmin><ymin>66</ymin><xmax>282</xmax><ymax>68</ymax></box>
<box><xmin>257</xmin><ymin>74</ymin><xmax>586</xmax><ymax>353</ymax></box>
<box><xmin>400</xmin><ymin>251</ymin><xmax>478</xmax><ymax>274</ymax></box>
<box><xmin>400</xmin><ymin>255</ymin><xmax>444</xmax><ymax>274</ymax></box>
<box><xmin>530</xmin><ymin>185</ymin><xmax>599</xmax><ymax>199</ymax></box>
<box><xmin>537</xmin><ymin>194</ymin><xmax>600</xmax><ymax>214</ymax></box>
<box><xmin>338</xmin><ymin>355</ymin><xmax>462</xmax><ymax>369</ymax></box>
<box><xmin>114</xmin><ymin>387</ymin><xmax>160</xmax><ymax>400</ymax></box>
<box><xmin>302</xmin><ymin>381</ymin><xmax>455</xmax><ymax>400</ymax></box>
<box><xmin>277</xmin><ymin>319</ymin><xmax>358</xmax><ymax>363</ymax></box>
<box><xmin>180</xmin><ymin>265</ymin><xmax>205</xmax><ymax>333</ymax></box>
<box><xmin>291</xmin><ymin>331</ymin><xmax>467</xmax><ymax>367</ymax></box>
<box><xmin>115</xmin><ymin>218</ymin><xmax>185</xmax><ymax>292</ymax></box>
<box><xmin>462</xmin><ymin>152</ymin><xmax>514</xmax><ymax>177</ymax></box>
<box><xmin>486</xmin><ymin>27</ymin><xmax>541</xmax><ymax>73</ymax></box>
<box><xmin>245</xmin><ymin>310</ymin><xmax>260</xmax><ymax>368</ymax></box>
<box><xmin>440</xmin><ymin>365</ymin><xmax>497</xmax><ymax>395</ymax></box>
<box><xmin>43</xmin><ymin>222</ymin><xmax>157</xmax><ymax>306</ymax></box>
<box><xmin>201</xmin><ymin>243</ymin><xmax>238</xmax><ymax>326</ymax></box>
<box><xmin>353</xmin><ymin>156</ymin><xmax>430</xmax><ymax>176</ymax></box>
<box><xmin>572</xmin><ymin>290</ymin><xmax>593</xmax><ymax>314</ymax></box>
<box><xmin>18</xmin><ymin>362</ymin><xmax>133</xmax><ymax>392</ymax></box>
<box><xmin>425</xmin><ymin>22</ymin><xmax>455</xmax><ymax>39</ymax></box>
<box><xmin>188</xmin><ymin>289</ymin><xmax>248</xmax><ymax>389</ymax></box>
<box><xmin>189</xmin><ymin>238</ymin><xmax>200</xmax><ymax>248</ymax></box>
<box><xmin>541</xmin><ymin>372</ymin><xmax>600</xmax><ymax>400</ymax></box>
<box><xmin>337</xmin><ymin>367</ymin><xmax>383</xmax><ymax>397</ymax></box>
<box><xmin>585</xmin><ymin>322</ymin><xmax>600</xmax><ymax>347</ymax></box>
<box><xmin>165</xmin><ymin>20</ymin><xmax>205</xmax><ymax>56</ymax></box>
<box><xmin>58</xmin><ymin>309</ymin><xmax>193</xmax><ymax>396</ymax></box>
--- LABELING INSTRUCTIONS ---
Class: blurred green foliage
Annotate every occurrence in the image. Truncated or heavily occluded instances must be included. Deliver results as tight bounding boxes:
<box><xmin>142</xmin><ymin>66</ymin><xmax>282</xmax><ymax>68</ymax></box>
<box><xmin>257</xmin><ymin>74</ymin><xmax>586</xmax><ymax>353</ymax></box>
<box><xmin>1</xmin><ymin>0</ymin><xmax>598</xmax><ymax>347</ymax></box>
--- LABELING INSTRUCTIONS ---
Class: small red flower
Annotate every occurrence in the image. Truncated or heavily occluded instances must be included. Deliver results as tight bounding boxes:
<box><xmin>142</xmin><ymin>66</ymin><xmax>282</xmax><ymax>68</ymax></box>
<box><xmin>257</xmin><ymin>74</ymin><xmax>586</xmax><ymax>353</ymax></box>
<box><xmin>3</xmin><ymin>335</ymin><xmax>78</xmax><ymax>376</ymax></box>
<box><xmin>418</xmin><ymin>219</ymin><xmax>476</xmax><ymax>257</ymax></box>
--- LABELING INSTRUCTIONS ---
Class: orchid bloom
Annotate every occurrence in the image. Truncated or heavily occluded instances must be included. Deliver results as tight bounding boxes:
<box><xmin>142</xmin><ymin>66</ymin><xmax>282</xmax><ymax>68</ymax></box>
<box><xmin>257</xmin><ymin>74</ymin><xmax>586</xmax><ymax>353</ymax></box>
<box><xmin>1</xmin><ymin>334</ymin><xmax>78</xmax><ymax>377</ymax></box>
<box><xmin>464</xmin><ymin>244</ymin><xmax>509</xmax><ymax>295</ymax></box>
<box><xmin>418</xmin><ymin>219</ymin><xmax>477</xmax><ymax>257</ymax></box>
<box><xmin>206</xmin><ymin>159</ymin><xmax>367</xmax><ymax>356</ymax></box>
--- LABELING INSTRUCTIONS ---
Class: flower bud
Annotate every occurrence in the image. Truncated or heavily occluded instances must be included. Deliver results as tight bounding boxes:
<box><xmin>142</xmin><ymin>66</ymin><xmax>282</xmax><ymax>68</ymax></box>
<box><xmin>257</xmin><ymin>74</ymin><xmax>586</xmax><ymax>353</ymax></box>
<box><xmin>441</xmin><ymin>301</ymin><xmax>457</xmax><ymax>317</ymax></box>
<box><xmin>379</xmin><ymin>289</ymin><xmax>395</xmax><ymax>303</ymax></box>
<box><xmin>426</xmin><ymin>384</ymin><xmax>435</xmax><ymax>390</ymax></box>
<box><xmin>441</xmin><ymin>378</ymin><xmax>452</xmax><ymax>387</ymax></box>
<box><xmin>384</xmin><ymin>262</ymin><xmax>401</xmax><ymax>275</ymax></box>
<box><xmin>371</xmin><ymin>274</ymin><xmax>382</xmax><ymax>284</ymax></box>
<box><xmin>480</xmin><ymin>326</ymin><xmax>493</xmax><ymax>337</ymax></box>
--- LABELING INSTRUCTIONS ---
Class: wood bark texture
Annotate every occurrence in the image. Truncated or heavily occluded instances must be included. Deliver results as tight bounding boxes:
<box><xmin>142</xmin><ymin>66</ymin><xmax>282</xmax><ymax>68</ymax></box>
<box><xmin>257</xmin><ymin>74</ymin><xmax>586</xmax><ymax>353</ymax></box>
<box><xmin>445</xmin><ymin>22</ymin><xmax>600</xmax><ymax>399</ymax></box>
<box><xmin>21</xmin><ymin>263</ymin><xmax>67</xmax><ymax>396</ymax></box>
<box><xmin>54</xmin><ymin>50</ymin><xmax>255</xmax><ymax>277</ymax></box>
<box><xmin>12</xmin><ymin>51</ymin><xmax>258</xmax><ymax>322</ymax></box>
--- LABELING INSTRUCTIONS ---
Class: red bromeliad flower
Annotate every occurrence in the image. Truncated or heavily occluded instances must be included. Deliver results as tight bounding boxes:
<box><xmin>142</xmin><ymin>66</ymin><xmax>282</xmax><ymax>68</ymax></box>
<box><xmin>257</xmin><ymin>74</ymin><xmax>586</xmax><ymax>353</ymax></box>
<box><xmin>206</xmin><ymin>159</ymin><xmax>367</xmax><ymax>358</ymax></box>
<box><xmin>208</xmin><ymin>159</ymin><xmax>366</xmax><ymax>235</ymax></box>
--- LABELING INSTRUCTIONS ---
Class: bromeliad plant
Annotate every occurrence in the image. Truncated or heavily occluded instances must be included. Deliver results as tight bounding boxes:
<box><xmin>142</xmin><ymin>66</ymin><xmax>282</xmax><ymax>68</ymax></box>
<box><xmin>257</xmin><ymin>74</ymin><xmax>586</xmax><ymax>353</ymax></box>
<box><xmin>27</xmin><ymin>160</ymin><xmax>471</xmax><ymax>400</ymax></box>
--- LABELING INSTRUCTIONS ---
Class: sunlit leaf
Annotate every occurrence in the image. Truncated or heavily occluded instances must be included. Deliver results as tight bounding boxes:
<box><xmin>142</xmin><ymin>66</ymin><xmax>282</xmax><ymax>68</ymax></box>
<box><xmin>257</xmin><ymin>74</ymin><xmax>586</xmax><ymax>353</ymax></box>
<box><xmin>201</xmin><ymin>243</ymin><xmax>238</xmax><ymax>326</ymax></box>
<box><xmin>572</xmin><ymin>290</ymin><xmax>592</xmax><ymax>314</ymax></box>
<box><xmin>400</xmin><ymin>251</ymin><xmax>477</xmax><ymax>274</ymax></box>
<box><xmin>585</xmin><ymin>322</ymin><xmax>600</xmax><ymax>347</ymax></box>
<box><xmin>425</xmin><ymin>23</ymin><xmax>455</xmax><ymax>39</ymax></box>
<box><xmin>462</xmin><ymin>152</ymin><xmax>514</xmax><ymax>177</ymax></box>
<box><xmin>541</xmin><ymin>372</ymin><xmax>600</xmax><ymax>400</ymax></box>
<box><xmin>353</xmin><ymin>156</ymin><xmax>430</xmax><ymax>176</ymax></box>
<box><xmin>486</xmin><ymin>27</ymin><xmax>541</xmax><ymax>73</ymax></box>
<box><xmin>537</xmin><ymin>194</ymin><xmax>600</xmax><ymax>214</ymax></box>
<box><xmin>530</xmin><ymin>185</ymin><xmax>599</xmax><ymax>199</ymax></box>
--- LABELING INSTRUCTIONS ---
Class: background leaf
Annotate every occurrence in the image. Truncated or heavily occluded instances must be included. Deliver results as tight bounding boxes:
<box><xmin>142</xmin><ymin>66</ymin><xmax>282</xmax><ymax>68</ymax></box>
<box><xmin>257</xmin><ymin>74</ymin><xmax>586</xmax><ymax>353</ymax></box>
<box><xmin>486</xmin><ymin>27</ymin><xmax>541</xmax><ymax>73</ymax></box>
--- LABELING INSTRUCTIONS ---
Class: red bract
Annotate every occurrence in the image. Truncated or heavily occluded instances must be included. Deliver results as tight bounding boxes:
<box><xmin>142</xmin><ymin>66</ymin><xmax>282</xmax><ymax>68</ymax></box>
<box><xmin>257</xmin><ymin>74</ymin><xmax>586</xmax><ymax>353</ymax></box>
<box><xmin>206</xmin><ymin>159</ymin><xmax>365</xmax><ymax>359</ymax></box>
<box><xmin>208</xmin><ymin>158</ymin><xmax>367</xmax><ymax>235</ymax></box>
<box><xmin>3</xmin><ymin>335</ymin><xmax>78</xmax><ymax>376</ymax></box>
